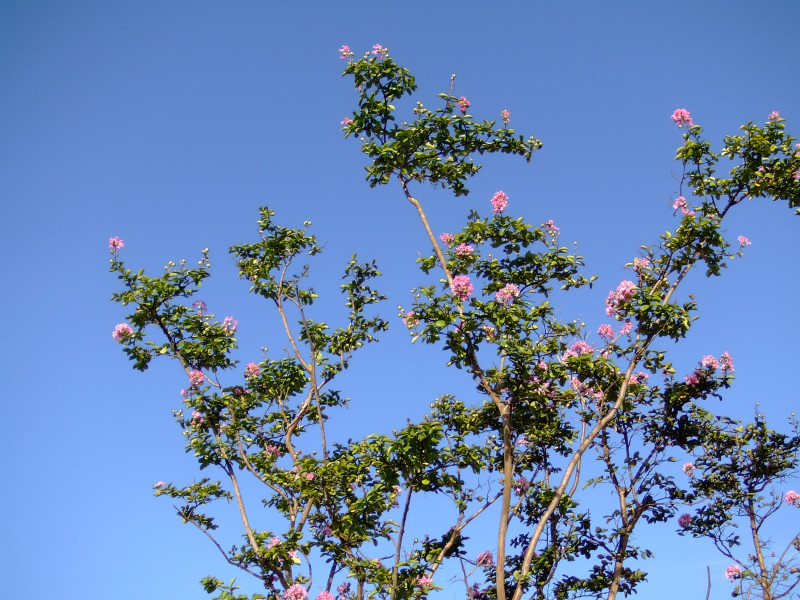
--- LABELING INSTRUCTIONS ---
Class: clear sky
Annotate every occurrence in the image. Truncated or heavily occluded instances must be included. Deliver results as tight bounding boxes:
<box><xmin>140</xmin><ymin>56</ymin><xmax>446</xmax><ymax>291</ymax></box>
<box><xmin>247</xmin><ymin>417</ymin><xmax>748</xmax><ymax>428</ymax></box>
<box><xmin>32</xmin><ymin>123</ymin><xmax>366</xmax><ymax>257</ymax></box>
<box><xmin>2</xmin><ymin>2</ymin><xmax>799</xmax><ymax>599</ymax></box>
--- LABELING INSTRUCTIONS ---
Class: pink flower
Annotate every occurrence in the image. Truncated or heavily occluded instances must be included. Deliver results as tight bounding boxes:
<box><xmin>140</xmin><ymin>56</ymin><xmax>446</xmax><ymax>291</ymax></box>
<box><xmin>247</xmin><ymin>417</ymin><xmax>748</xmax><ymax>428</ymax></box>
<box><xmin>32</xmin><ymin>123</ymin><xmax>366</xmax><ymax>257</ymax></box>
<box><xmin>401</xmin><ymin>311</ymin><xmax>418</xmax><ymax>328</ymax></box>
<box><xmin>193</xmin><ymin>300</ymin><xmax>207</xmax><ymax>315</ymax></box>
<box><xmin>501</xmin><ymin>109</ymin><xmax>510</xmax><ymax>124</ymax></box>
<box><xmin>340</xmin><ymin>117</ymin><xmax>353</xmax><ymax>125</ymax></box>
<box><xmin>491</xmin><ymin>191</ymin><xmax>509</xmax><ymax>214</ymax></box>
<box><xmin>283</xmin><ymin>584</ymin><xmax>308</xmax><ymax>600</ymax></box>
<box><xmin>620</xmin><ymin>320</ymin><xmax>633</xmax><ymax>336</ymax></box>
<box><xmin>153</xmin><ymin>481</ymin><xmax>165</xmax><ymax>488</ymax></box>
<box><xmin>785</xmin><ymin>490</ymin><xmax>800</xmax><ymax>506</ymax></box>
<box><xmin>223</xmin><ymin>316</ymin><xmax>237</xmax><ymax>333</ymax></box>
<box><xmin>112</xmin><ymin>323</ymin><xmax>134</xmax><ymax>342</ymax></box>
<box><xmin>317</xmin><ymin>593</ymin><xmax>335</xmax><ymax>600</ymax></box>
<box><xmin>737</xmin><ymin>235</ymin><xmax>751</xmax><ymax>247</ymax></box>
<box><xmin>672</xmin><ymin>196</ymin><xmax>687</xmax><ymax>210</ymax></box>
<box><xmin>701</xmin><ymin>355</ymin><xmax>720</xmax><ymax>371</ymax></box>
<box><xmin>267</xmin><ymin>536</ymin><xmax>281</xmax><ymax>549</ymax></box>
<box><xmin>417</xmin><ymin>576</ymin><xmax>433</xmax><ymax>588</ymax></box>
<box><xmin>476</xmin><ymin>550</ymin><xmax>494</xmax><ymax>566</ymax></box>
<box><xmin>189</xmin><ymin>370</ymin><xmax>205</xmax><ymax>387</ymax></box>
<box><xmin>598</xmin><ymin>324</ymin><xmax>614</xmax><ymax>342</ymax></box>
<box><xmin>455</xmin><ymin>243</ymin><xmax>474</xmax><ymax>256</ymax></box>
<box><xmin>633</xmin><ymin>257</ymin><xmax>650</xmax><ymax>273</ymax></box>
<box><xmin>768</xmin><ymin>110</ymin><xmax>780</xmax><ymax>121</ymax></box>
<box><xmin>191</xmin><ymin>410</ymin><xmax>204</xmax><ymax>424</ymax></box>
<box><xmin>628</xmin><ymin>371</ymin><xmax>649</xmax><ymax>385</ymax></box>
<box><xmin>457</xmin><ymin>96</ymin><xmax>470</xmax><ymax>114</ymax></box>
<box><xmin>450</xmin><ymin>275</ymin><xmax>474</xmax><ymax>302</ymax></box>
<box><xmin>720</xmin><ymin>351</ymin><xmax>734</xmax><ymax>373</ymax></box>
<box><xmin>263</xmin><ymin>445</ymin><xmax>280</xmax><ymax>459</ymax></box>
<box><xmin>671</xmin><ymin>108</ymin><xmax>693</xmax><ymax>128</ymax></box>
<box><xmin>338</xmin><ymin>45</ymin><xmax>352</xmax><ymax>60</ymax></box>
<box><xmin>337</xmin><ymin>583</ymin><xmax>351</xmax><ymax>597</ymax></box>
<box><xmin>605</xmin><ymin>281</ymin><xmax>636</xmax><ymax>316</ymax></box>
<box><xmin>563</xmin><ymin>340</ymin><xmax>594</xmax><ymax>361</ymax></box>
<box><xmin>542</xmin><ymin>219</ymin><xmax>560</xmax><ymax>236</ymax></box>
<box><xmin>724</xmin><ymin>565</ymin><xmax>742</xmax><ymax>581</ymax></box>
<box><xmin>245</xmin><ymin>362</ymin><xmax>260</xmax><ymax>378</ymax></box>
<box><xmin>682</xmin><ymin>462</ymin><xmax>695</xmax><ymax>477</ymax></box>
<box><xmin>371</xmin><ymin>43</ymin><xmax>387</xmax><ymax>59</ymax></box>
<box><xmin>439</xmin><ymin>232</ymin><xmax>454</xmax><ymax>245</ymax></box>
<box><xmin>517</xmin><ymin>436</ymin><xmax>529</xmax><ymax>447</ymax></box>
<box><xmin>684</xmin><ymin>372</ymin><xmax>700</xmax><ymax>387</ymax></box>
<box><xmin>109</xmin><ymin>236</ymin><xmax>124</xmax><ymax>252</ymax></box>
<box><xmin>495</xmin><ymin>283</ymin><xmax>520</xmax><ymax>305</ymax></box>
<box><xmin>678</xmin><ymin>513</ymin><xmax>692</xmax><ymax>527</ymax></box>
<box><xmin>305</xmin><ymin>472</ymin><xmax>315</xmax><ymax>481</ymax></box>
<box><xmin>513</xmin><ymin>477</ymin><xmax>530</xmax><ymax>495</ymax></box>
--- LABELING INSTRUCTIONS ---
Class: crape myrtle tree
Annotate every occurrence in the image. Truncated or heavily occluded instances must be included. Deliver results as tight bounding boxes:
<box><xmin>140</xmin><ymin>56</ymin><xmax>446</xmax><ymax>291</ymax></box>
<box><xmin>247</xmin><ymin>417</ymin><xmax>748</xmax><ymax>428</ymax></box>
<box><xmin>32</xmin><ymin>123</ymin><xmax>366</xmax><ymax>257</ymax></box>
<box><xmin>108</xmin><ymin>45</ymin><xmax>800</xmax><ymax>600</ymax></box>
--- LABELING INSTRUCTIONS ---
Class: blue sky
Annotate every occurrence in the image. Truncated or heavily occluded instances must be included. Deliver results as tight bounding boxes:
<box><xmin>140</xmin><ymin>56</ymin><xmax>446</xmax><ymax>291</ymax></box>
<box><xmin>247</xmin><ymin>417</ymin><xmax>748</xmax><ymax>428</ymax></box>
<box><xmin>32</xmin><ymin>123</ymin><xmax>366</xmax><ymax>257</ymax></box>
<box><xmin>2</xmin><ymin>2</ymin><xmax>799</xmax><ymax>599</ymax></box>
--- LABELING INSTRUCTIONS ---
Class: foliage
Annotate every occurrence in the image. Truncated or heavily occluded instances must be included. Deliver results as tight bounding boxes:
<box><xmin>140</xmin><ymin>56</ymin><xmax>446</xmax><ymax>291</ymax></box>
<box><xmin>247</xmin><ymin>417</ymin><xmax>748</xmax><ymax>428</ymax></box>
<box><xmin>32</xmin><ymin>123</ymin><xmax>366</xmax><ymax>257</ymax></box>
<box><xmin>109</xmin><ymin>47</ymin><xmax>800</xmax><ymax>600</ymax></box>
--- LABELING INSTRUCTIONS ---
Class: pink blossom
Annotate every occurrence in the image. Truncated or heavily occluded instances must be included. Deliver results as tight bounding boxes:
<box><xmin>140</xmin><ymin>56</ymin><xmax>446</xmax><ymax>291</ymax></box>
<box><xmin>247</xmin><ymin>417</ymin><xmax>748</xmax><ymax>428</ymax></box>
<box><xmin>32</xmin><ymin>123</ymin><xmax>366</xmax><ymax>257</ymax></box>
<box><xmin>633</xmin><ymin>257</ymin><xmax>650</xmax><ymax>273</ymax></box>
<box><xmin>193</xmin><ymin>300</ymin><xmax>207</xmax><ymax>315</ymax></box>
<box><xmin>483</xmin><ymin>325</ymin><xmax>497</xmax><ymax>341</ymax></box>
<box><xmin>455</xmin><ymin>243</ymin><xmax>474</xmax><ymax>256</ymax></box>
<box><xmin>112</xmin><ymin>323</ymin><xmax>134</xmax><ymax>342</ymax></box>
<box><xmin>191</xmin><ymin>410</ymin><xmax>204</xmax><ymax>424</ymax></box>
<box><xmin>417</xmin><ymin>576</ymin><xmax>433</xmax><ymax>588</ymax></box>
<box><xmin>605</xmin><ymin>281</ymin><xmax>636</xmax><ymax>316</ymax></box>
<box><xmin>338</xmin><ymin>45</ymin><xmax>352</xmax><ymax>60</ymax></box>
<box><xmin>628</xmin><ymin>371</ymin><xmax>649</xmax><ymax>385</ymax></box>
<box><xmin>153</xmin><ymin>481</ymin><xmax>165</xmax><ymax>488</ymax></box>
<box><xmin>682</xmin><ymin>462</ymin><xmax>695</xmax><ymax>477</ymax></box>
<box><xmin>337</xmin><ymin>583</ymin><xmax>351</xmax><ymax>597</ymax></box>
<box><xmin>563</xmin><ymin>340</ymin><xmax>594</xmax><ymax>361</ymax></box>
<box><xmin>793</xmin><ymin>170</ymin><xmax>799</xmax><ymax>180</ymax></box>
<box><xmin>542</xmin><ymin>219</ymin><xmax>560</xmax><ymax>236</ymax></box>
<box><xmin>671</xmin><ymin>108</ymin><xmax>693</xmax><ymax>128</ymax></box>
<box><xmin>457</xmin><ymin>96</ymin><xmax>470</xmax><ymax>114</ymax></box>
<box><xmin>263</xmin><ymin>445</ymin><xmax>280</xmax><ymax>460</ymax></box>
<box><xmin>371</xmin><ymin>44</ymin><xmax>387</xmax><ymax>59</ymax></box>
<box><xmin>109</xmin><ymin>236</ymin><xmax>124</xmax><ymax>252</ymax></box>
<box><xmin>317</xmin><ymin>593</ymin><xmax>334</xmax><ymax>600</ymax></box>
<box><xmin>513</xmin><ymin>477</ymin><xmax>530</xmax><ymax>495</ymax></box>
<box><xmin>517</xmin><ymin>436</ymin><xmax>529</xmax><ymax>447</ymax></box>
<box><xmin>245</xmin><ymin>362</ymin><xmax>260</xmax><ymax>378</ymax></box>
<box><xmin>401</xmin><ymin>311</ymin><xmax>418</xmax><ymax>328</ymax></box>
<box><xmin>620</xmin><ymin>320</ymin><xmax>633</xmax><ymax>336</ymax></box>
<box><xmin>768</xmin><ymin>110</ymin><xmax>780</xmax><ymax>121</ymax></box>
<box><xmin>724</xmin><ymin>565</ymin><xmax>742</xmax><ymax>581</ymax></box>
<box><xmin>223</xmin><ymin>316</ymin><xmax>238</xmax><ymax>333</ymax></box>
<box><xmin>720</xmin><ymin>351</ymin><xmax>734</xmax><ymax>373</ymax></box>
<box><xmin>785</xmin><ymin>490</ymin><xmax>800</xmax><ymax>506</ymax></box>
<box><xmin>500</xmin><ymin>109</ymin><xmax>510</xmax><ymax>125</ymax></box>
<box><xmin>491</xmin><ymin>191</ymin><xmax>509</xmax><ymax>214</ymax></box>
<box><xmin>189</xmin><ymin>370</ymin><xmax>205</xmax><ymax>387</ymax></box>
<box><xmin>267</xmin><ymin>536</ymin><xmax>281</xmax><ymax>549</ymax></box>
<box><xmin>678</xmin><ymin>513</ymin><xmax>692</xmax><ymax>527</ymax></box>
<box><xmin>340</xmin><ymin>117</ymin><xmax>352</xmax><ymax>125</ymax></box>
<box><xmin>305</xmin><ymin>472</ymin><xmax>315</xmax><ymax>481</ymax></box>
<box><xmin>439</xmin><ymin>232</ymin><xmax>454</xmax><ymax>245</ymax></box>
<box><xmin>672</xmin><ymin>196</ymin><xmax>695</xmax><ymax>216</ymax></box>
<box><xmin>476</xmin><ymin>550</ymin><xmax>494</xmax><ymax>566</ymax></box>
<box><xmin>598</xmin><ymin>324</ymin><xmax>614</xmax><ymax>342</ymax></box>
<box><xmin>283</xmin><ymin>584</ymin><xmax>308</xmax><ymax>600</ymax></box>
<box><xmin>701</xmin><ymin>355</ymin><xmax>720</xmax><ymax>371</ymax></box>
<box><xmin>495</xmin><ymin>283</ymin><xmax>520</xmax><ymax>305</ymax></box>
<box><xmin>450</xmin><ymin>275</ymin><xmax>474</xmax><ymax>302</ymax></box>
<box><xmin>737</xmin><ymin>235</ymin><xmax>751</xmax><ymax>247</ymax></box>
<box><xmin>684</xmin><ymin>372</ymin><xmax>700</xmax><ymax>387</ymax></box>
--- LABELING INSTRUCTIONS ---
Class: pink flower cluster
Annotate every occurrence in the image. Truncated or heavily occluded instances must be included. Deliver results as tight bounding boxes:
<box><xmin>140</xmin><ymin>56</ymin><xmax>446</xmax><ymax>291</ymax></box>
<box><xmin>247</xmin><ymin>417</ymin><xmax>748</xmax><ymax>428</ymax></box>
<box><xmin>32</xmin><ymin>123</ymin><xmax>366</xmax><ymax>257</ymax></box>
<box><xmin>283</xmin><ymin>584</ymin><xmax>308</xmax><ymax>600</ymax></box>
<box><xmin>109</xmin><ymin>236</ymin><xmax>124</xmax><ymax>252</ymax></box>
<box><xmin>245</xmin><ymin>362</ymin><xmax>260</xmax><ymax>378</ymax></box>
<box><xmin>542</xmin><ymin>219</ymin><xmax>560</xmax><ymax>236</ymax></box>
<box><xmin>191</xmin><ymin>410</ymin><xmax>204</xmax><ymax>424</ymax></box>
<box><xmin>457</xmin><ymin>96</ymin><xmax>470</xmax><ymax>114</ymax></box>
<box><xmin>678</xmin><ymin>513</ymin><xmax>692</xmax><ymax>527</ymax></box>
<box><xmin>401</xmin><ymin>311</ymin><xmax>419</xmax><ymax>328</ymax></box>
<box><xmin>193</xmin><ymin>300</ymin><xmax>207</xmax><ymax>315</ymax></box>
<box><xmin>189</xmin><ymin>370</ymin><xmax>205</xmax><ymax>387</ymax></box>
<box><xmin>563</xmin><ymin>340</ymin><xmax>594</xmax><ymax>361</ymax></box>
<box><xmin>223</xmin><ymin>316</ymin><xmax>237</xmax><ymax>333</ymax></box>
<box><xmin>620</xmin><ymin>320</ymin><xmax>633</xmax><ymax>337</ymax></box>
<box><xmin>316</xmin><ymin>592</ymin><xmax>334</xmax><ymax>600</ymax></box>
<box><xmin>671</xmin><ymin>108</ymin><xmax>693</xmax><ymax>128</ymax></box>
<box><xmin>495</xmin><ymin>283</ymin><xmax>520</xmax><ymax>305</ymax></box>
<box><xmin>605</xmin><ymin>281</ymin><xmax>635</xmax><ymax>317</ymax></box>
<box><xmin>682</xmin><ymin>462</ymin><xmax>695</xmax><ymax>476</ymax></box>
<box><xmin>338</xmin><ymin>45</ymin><xmax>352</xmax><ymax>60</ymax></box>
<box><xmin>154</xmin><ymin>481</ymin><xmax>165</xmax><ymax>489</ymax></box>
<box><xmin>633</xmin><ymin>257</ymin><xmax>650</xmax><ymax>274</ymax></box>
<box><xmin>439</xmin><ymin>232</ymin><xmax>454</xmax><ymax>245</ymax></box>
<box><xmin>598</xmin><ymin>323</ymin><xmax>615</xmax><ymax>342</ymax></box>
<box><xmin>450</xmin><ymin>275</ymin><xmax>474</xmax><ymax>302</ymax></box>
<box><xmin>264</xmin><ymin>444</ymin><xmax>280</xmax><ymax>460</ymax></box>
<box><xmin>476</xmin><ymin>550</ymin><xmax>494</xmax><ymax>566</ymax></box>
<box><xmin>672</xmin><ymin>196</ymin><xmax>695</xmax><ymax>217</ymax></box>
<box><xmin>768</xmin><ymin>110</ymin><xmax>780</xmax><ymax>121</ymax></box>
<box><xmin>786</xmin><ymin>490</ymin><xmax>800</xmax><ymax>506</ymax></box>
<box><xmin>501</xmin><ymin>109</ymin><xmax>510</xmax><ymax>125</ymax></box>
<box><xmin>340</xmin><ymin>117</ymin><xmax>352</xmax><ymax>125</ymax></box>
<box><xmin>371</xmin><ymin>44</ymin><xmax>387</xmax><ymax>59</ymax></box>
<box><xmin>112</xmin><ymin>323</ymin><xmax>134</xmax><ymax>342</ymax></box>
<box><xmin>514</xmin><ymin>477</ymin><xmax>530</xmax><ymax>495</ymax></box>
<box><xmin>455</xmin><ymin>243</ymin><xmax>474</xmax><ymax>256</ymax></box>
<box><xmin>724</xmin><ymin>564</ymin><xmax>742</xmax><ymax>581</ymax></box>
<box><xmin>737</xmin><ymin>235</ymin><xmax>751</xmax><ymax>247</ymax></box>
<box><xmin>417</xmin><ymin>576</ymin><xmax>433</xmax><ymax>588</ymax></box>
<box><xmin>491</xmin><ymin>191</ymin><xmax>509</xmax><ymax>214</ymax></box>
<box><xmin>571</xmin><ymin>377</ymin><xmax>604</xmax><ymax>403</ymax></box>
